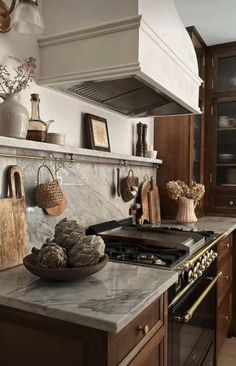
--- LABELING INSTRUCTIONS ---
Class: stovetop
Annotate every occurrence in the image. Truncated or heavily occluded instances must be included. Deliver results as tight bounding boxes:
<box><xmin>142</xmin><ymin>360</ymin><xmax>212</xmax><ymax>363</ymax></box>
<box><xmin>87</xmin><ymin>220</ymin><xmax>215</xmax><ymax>269</ymax></box>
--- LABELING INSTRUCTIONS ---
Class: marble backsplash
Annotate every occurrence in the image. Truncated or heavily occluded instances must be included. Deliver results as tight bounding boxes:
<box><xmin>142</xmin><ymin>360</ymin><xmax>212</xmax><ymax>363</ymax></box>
<box><xmin>0</xmin><ymin>148</ymin><xmax>156</xmax><ymax>249</ymax></box>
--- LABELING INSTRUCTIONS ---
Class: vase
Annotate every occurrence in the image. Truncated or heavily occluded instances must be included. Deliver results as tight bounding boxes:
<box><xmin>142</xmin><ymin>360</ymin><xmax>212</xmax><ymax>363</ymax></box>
<box><xmin>0</xmin><ymin>93</ymin><xmax>29</xmax><ymax>139</ymax></box>
<box><xmin>175</xmin><ymin>197</ymin><xmax>198</xmax><ymax>223</ymax></box>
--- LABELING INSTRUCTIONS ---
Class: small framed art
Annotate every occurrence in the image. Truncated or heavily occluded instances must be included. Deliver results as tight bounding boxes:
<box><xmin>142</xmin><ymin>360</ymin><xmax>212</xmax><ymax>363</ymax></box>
<box><xmin>85</xmin><ymin>113</ymin><xmax>110</xmax><ymax>152</ymax></box>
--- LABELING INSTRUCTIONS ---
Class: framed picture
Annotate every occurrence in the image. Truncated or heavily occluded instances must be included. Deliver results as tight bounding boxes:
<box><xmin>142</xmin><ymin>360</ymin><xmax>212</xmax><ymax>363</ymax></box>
<box><xmin>85</xmin><ymin>113</ymin><xmax>110</xmax><ymax>152</ymax></box>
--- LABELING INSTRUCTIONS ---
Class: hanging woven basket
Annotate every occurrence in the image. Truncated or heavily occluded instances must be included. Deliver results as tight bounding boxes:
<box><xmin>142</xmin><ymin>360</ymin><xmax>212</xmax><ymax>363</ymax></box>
<box><xmin>35</xmin><ymin>165</ymin><xmax>64</xmax><ymax>209</ymax></box>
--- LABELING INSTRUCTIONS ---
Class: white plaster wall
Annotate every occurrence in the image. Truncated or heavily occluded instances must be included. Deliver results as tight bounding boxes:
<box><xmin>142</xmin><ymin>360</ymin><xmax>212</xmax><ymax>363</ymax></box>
<box><xmin>0</xmin><ymin>23</ymin><xmax>154</xmax><ymax>154</ymax></box>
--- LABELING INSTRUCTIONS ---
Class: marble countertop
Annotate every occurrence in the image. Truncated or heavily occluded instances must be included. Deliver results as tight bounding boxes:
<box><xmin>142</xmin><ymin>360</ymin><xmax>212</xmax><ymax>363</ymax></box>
<box><xmin>163</xmin><ymin>216</ymin><xmax>236</xmax><ymax>237</ymax></box>
<box><xmin>0</xmin><ymin>262</ymin><xmax>177</xmax><ymax>334</ymax></box>
<box><xmin>0</xmin><ymin>215</ymin><xmax>234</xmax><ymax>335</ymax></box>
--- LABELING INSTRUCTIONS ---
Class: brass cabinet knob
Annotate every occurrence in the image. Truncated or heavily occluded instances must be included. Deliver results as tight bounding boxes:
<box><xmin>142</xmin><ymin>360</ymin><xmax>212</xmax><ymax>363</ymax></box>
<box><xmin>225</xmin><ymin>243</ymin><xmax>230</xmax><ymax>248</ymax></box>
<box><xmin>228</xmin><ymin>201</ymin><xmax>234</xmax><ymax>207</ymax></box>
<box><xmin>138</xmin><ymin>324</ymin><xmax>149</xmax><ymax>335</ymax></box>
<box><xmin>223</xmin><ymin>315</ymin><xmax>229</xmax><ymax>320</ymax></box>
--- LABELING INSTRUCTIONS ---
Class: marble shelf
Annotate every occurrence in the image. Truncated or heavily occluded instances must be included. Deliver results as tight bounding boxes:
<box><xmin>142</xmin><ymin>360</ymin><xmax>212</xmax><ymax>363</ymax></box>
<box><xmin>0</xmin><ymin>136</ymin><xmax>162</xmax><ymax>166</ymax></box>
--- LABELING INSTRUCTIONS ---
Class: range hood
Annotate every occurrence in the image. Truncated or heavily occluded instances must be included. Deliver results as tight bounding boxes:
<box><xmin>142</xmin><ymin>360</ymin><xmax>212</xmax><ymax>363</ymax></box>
<box><xmin>38</xmin><ymin>0</ymin><xmax>202</xmax><ymax>117</ymax></box>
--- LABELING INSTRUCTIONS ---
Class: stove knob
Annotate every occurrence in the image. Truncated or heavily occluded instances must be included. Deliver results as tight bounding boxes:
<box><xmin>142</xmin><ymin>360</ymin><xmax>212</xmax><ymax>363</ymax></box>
<box><xmin>192</xmin><ymin>267</ymin><xmax>198</xmax><ymax>280</ymax></box>
<box><xmin>188</xmin><ymin>270</ymin><xmax>194</xmax><ymax>283</ymax></box>
<box><xmin>212</xmin><ymin>252</ymin><xmax>218</xmax><ymax>259</ymax></box>
<box><xmin>200</xmin><ymin>257</ymin><xmax>206</xmax><ymax>271</ymax></box>
<box><xmin>196</xmin><ymin>262</ymin><xmax>203</xmax><ymax>277</ymax></box>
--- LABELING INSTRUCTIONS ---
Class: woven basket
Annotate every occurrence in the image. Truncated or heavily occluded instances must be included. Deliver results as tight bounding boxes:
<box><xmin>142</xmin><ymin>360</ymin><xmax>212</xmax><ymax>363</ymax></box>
<box><xmin>35</xmin><ymin>165</ymin><xmax>63</xmax><ymax>209</ymax></box>
<box><xmin>121</xmin><ymin>169</ymin><xmax>139</xmax><ymax>202</ymax></box>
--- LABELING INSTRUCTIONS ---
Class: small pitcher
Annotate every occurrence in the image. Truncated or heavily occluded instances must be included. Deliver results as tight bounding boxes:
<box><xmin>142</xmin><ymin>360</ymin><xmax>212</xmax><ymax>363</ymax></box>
<box><xmin>175</xmin><ymin>197</ymin><xmax>198</xmax><ymax>223</ymax></box>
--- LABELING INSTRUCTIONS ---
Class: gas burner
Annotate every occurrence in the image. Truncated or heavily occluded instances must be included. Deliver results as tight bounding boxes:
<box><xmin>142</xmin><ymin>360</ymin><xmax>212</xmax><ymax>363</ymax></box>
<box><xmin>105</xmin><ymin>240</ymin><xmax>187</xmax><ymax>268</ymax></box>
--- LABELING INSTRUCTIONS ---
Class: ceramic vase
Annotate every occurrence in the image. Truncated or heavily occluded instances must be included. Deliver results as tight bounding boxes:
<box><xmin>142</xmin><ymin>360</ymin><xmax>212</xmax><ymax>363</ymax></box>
<box><xmin>175</xmin><ymin>197</ymin><xmax>198</xmax><ymax>223</ymax></box>
<box><xmin>0</xmin><ymin>93</ymin><xmax>29</xmax><ymax>139</ymax></box>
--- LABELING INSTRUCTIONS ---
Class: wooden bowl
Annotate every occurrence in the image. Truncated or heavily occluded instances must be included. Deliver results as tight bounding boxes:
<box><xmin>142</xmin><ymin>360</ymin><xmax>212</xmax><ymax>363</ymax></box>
<box><xmin>23</xmin><ymin>254</ymin><xmax>108</xmax><ymax>281</ymax></box>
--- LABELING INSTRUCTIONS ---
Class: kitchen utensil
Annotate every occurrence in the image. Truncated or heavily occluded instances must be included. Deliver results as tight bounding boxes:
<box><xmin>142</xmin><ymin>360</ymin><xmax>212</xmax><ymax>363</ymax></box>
<box><xmin>46</xmin><ymin>132</ymin><xmax>65</xmax><ymax>145</ymax></box>
<box><xmin>120</xmin><ymin>169</ymin><xmax>139</xmax><ymax>202</ymax></box>
<box><xmin>148</xmin><ymin>177</ymin><xmax>161</xmax><ymax>224</ymax></box>
<box><xmin>27</xmin><ymin>94</ymin><xmax>54</xmax><ymax>142</ymax></box>
<box><xmin>116</xmin><ymin>167</ymin><xmax>121</xmax><ymax>197</ymax></box>
<box><xmin>139</xmin><ymin>179</ymin><xmax>150</xmax><ymax>224</ymax></box>
<box><xmin>0</xmin><ymin>165</ymin><xmax>29</xmax><ymax>271</ymax></box>
<box><xmin>45</xmin><ymin>194</ymin><xmax>68</xmax><ymax>216</ymax></box>
<box><xmin>23</xmin><ymin>253</ymin><xmax>108</xmax><ymax>281</ymax></box>
<box><xmin>35</xmin><ymin>164</ymin><xmax>64</xmax><ymax>209</ymax></box>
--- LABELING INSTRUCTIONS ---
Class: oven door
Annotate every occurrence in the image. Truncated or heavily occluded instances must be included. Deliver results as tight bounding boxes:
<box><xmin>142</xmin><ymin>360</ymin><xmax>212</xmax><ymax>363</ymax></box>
<box><xmin>168</xmin><ymin>265</ymin><xmax>220</xmax><ymax>366</ymax></box>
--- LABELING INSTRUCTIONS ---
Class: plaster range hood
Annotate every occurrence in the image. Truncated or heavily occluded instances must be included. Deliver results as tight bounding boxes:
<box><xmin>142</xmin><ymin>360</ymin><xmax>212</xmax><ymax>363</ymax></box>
<box><xmin>38</xmin><ymin>0</ymin><xmax>202</xmax><ymax>117</ymax></box>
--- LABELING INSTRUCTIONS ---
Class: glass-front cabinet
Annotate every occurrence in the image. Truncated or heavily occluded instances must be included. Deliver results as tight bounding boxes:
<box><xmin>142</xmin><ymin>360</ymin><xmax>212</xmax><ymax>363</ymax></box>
<box><xmin>213</xmin><ymin>52</ymin><xmax>236</xmax><ymax>92</ymax></box>
<box><xmin>205</xmin><ymin>42</ymin><xmax>236</xmax><ymax>214</ymax></box>
<box><xmin>215</xmin><ymin>97</ymin><xmax>236</xmax><ymax>187</ymax></box>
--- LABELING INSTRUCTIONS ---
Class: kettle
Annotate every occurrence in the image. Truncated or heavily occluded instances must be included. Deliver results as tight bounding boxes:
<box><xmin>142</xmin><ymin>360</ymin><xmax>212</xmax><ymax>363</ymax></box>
<box><xmin>26</xmin><ymin>94</ymin><xmax>54</xmax><ymax>142</ymax></box>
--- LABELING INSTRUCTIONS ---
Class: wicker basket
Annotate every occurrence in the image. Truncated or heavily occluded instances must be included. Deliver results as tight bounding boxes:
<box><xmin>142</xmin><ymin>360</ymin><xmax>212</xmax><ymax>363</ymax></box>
<box><xmin>120</xmin><ymin>169</ymin><xmax>139</xmax><ymax>202</ymax></box>
<box><xmin>35</xmin><ymin>165</ymin><xmax>63</xmax><ymax>209</ymax></box>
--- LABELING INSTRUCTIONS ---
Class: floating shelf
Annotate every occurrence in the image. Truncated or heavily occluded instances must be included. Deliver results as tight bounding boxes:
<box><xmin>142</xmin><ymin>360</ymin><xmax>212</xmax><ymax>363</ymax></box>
<box><xmin>0</xmin><ymin>136</ymin><xmax>162</xmax><ymax>167</ymax></box>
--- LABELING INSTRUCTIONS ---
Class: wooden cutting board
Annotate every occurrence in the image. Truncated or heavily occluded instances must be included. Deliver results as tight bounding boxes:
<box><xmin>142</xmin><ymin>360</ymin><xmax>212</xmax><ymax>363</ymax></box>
<box><xmin>148</xmin><ymin>176</ymin><xmax>161</xmax><ymax>224</ymax></box>
<box><xmin>139</xmin><ymin>180</ymin><xmax>151</xmax><ymax>224</ymax></box>
<box><xmin>0</xmin><ymin>165</ymin><xmax>29</xmax><ymax>271</ymax></box>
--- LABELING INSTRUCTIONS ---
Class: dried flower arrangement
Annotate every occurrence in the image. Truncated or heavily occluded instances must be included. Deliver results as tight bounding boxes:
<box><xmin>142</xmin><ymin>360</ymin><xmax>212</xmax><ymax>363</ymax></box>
<box><xmin>0</xmin><ymin>56</ymin><xmax>37</xmax><ymax>95</ymax></box>
<box><xmin>166</xmin><ymin>180</ymin><xmax>205</xmax><ymax>206</ymax></box>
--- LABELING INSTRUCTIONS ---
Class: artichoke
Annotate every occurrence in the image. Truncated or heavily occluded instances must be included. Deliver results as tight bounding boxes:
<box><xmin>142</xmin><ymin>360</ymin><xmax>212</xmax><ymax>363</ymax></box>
<box><xmin>82</xmin><ymin>235</ymin><xmax>105</xmax><ymax>257</ymax></box>
<box><xmin>54</xmin><ymin>218</ymin><xmax>86</xmax><ymax>249</ymax></box>
<box><xmin>68</xmin><ymin>244</ymin><xmax>100</xmax><ymax>267</ymax></box>
<box><xmin>33</xmin><ymin>240</ymin><xmax>68</xmax><ymax>268</ymax></box>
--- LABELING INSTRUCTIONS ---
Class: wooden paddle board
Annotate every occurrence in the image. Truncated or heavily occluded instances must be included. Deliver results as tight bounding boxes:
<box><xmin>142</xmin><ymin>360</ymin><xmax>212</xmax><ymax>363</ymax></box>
<box><xmin>148</xmin><ymin>176</ymin><xmax>161</xmax><ymax>224</ymax></box>
<box><xmin>0</xmin><ymin>165</ymin><xmax>29</xmax><ymax>271</ymax></box>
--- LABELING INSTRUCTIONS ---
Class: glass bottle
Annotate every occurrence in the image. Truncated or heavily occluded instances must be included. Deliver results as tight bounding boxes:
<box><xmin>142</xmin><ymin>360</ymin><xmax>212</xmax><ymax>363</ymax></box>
<box><xmin>27</xmin><ymin>94</ymin><xmax>53</xmax><ymax>141</ymax></box>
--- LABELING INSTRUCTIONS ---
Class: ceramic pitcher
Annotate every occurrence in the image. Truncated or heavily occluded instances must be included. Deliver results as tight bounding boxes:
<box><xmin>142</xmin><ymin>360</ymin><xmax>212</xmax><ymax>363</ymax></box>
<box><xmin>0</xmin><ymin>93</ymin><xmax>29</xmax><ymax>139</ymax></box>
<box><xmin>175</xmin><ymin>197</ymin><xmax>198</xmax><ymax>223</ymax></box>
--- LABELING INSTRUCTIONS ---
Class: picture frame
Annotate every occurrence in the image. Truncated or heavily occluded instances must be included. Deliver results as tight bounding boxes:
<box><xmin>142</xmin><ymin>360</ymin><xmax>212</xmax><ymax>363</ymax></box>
<box><xmin>85</xmin><ymin>113</ymin><xmax>111</xmax><ymax>152</ymax></box>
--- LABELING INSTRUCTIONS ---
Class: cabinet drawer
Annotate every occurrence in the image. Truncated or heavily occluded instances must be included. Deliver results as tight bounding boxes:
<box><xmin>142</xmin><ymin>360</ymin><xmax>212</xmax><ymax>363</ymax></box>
<box><xmin>115</xmin><ymin>295</ymin><xmax>164</xmax><ymax>363</ymax></box>
<box><xmin>217</xmin><ymin>295</ymin><xmax>231</xmax><ymax>352</ymax></box>
<box><xmin>214</xmin><ymin>195</ymin><xmax>236</xmax><ymax>209</ymax></box>
<box><xmin>217</xmin><ymin>234</ymin><xmax>232</xmax><ymax>264</ymax></box>
<box><xmin>217</xmin><ymin>256</ymin><xmax>232</xmax><ymax>306</ymax></box>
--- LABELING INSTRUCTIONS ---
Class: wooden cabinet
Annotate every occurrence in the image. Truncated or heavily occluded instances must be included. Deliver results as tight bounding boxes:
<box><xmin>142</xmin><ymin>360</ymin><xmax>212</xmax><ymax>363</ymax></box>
<box><xmin>0</xmin><ymin>292</ymin><xmax>168</xmax><ymax>366</ymax></box>
<box><xmin>154</xmin><ymin>27</ymin><xmax>206</xmax><ymax>218</ymax></box>
<box><xmin>216</xmin><ymin>233</ymin><xmax>232</xmax><ymax>354</ymax></box>
<box><xmin>205</xmin><ymin>42</ymin><xmax>236</xmax><ymax>214</ymax></box>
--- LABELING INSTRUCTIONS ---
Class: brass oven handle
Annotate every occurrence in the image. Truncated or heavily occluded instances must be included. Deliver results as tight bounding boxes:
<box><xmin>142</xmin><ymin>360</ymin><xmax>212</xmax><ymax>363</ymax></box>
<box><xmin>174</xmin><ymin>272</ymin><xmax>222</xmax><ymax>324</ymax></box>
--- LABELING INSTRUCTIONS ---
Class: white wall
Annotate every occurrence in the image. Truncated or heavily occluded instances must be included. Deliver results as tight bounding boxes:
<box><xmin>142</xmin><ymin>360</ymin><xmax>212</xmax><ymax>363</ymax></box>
<box><xmin>0</xmin><ymin>26</ymin><xmax>154</xmax><ymax>154</ymax></box>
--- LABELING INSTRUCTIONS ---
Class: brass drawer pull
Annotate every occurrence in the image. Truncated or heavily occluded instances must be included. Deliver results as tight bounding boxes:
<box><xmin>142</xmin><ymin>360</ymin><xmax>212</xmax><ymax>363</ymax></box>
<box><xmin>138</xmin><ymin>324</ymin><xmax>149</xmax><ymax>335</ymax></box>
<box><xmin>223</xmin><ymin>315</ymin><xmax>229</xmax><ymax>320</ymax></box>
<box><xmin>225</xmin><ymin>243</ymin><xmax>230</xmax><ymax>248</ymax></box>
<box><xmin>228</xmin><ymin>201</ymin><xmax>234</xmax><ymax>207</ymax></box>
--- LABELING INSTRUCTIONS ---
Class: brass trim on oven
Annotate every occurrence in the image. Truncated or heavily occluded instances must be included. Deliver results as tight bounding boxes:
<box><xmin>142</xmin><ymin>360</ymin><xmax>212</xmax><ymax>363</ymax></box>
<box><xmin>179</xmin><ymin>233</ymin><xmax>226</xmax><ymax>272</ymax></box>
<box><xmin>173</xmin><ymin>272</ymin><xmax>222</xmax><ymax>323</ymax></box>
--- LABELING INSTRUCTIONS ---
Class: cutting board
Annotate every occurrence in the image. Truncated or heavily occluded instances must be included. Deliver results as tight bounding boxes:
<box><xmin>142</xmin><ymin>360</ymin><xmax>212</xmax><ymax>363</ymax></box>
<box><xmin>0</xmin><ymin>165</ymin><xmax>29</xmax><ymax>271</ymax></box>
<box><xmin>148</xmin><ymin>176</ymin><xmax>161</xmax><ymax>224</ymax></box>
<box><xmin>139</xmin><ymin>180</ymin><xmax>150</xmax><ymax>224</ymax></box>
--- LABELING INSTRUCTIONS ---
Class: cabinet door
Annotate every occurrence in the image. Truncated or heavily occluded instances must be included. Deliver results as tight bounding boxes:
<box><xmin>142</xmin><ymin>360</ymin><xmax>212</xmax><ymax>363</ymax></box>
<box><xmin>128</xmin><ymin>332</ymin><xmax>165</xmax><ymax>366</ymax></box>
<box><xmin>213</xmin><ymin>97</ymin><xmax>236</xmax><ymax>189</ymax></box>
<box><xmin>213</xmin><ymin>51</ymin><xmax>236</xmax><ymax>92</ymax></box>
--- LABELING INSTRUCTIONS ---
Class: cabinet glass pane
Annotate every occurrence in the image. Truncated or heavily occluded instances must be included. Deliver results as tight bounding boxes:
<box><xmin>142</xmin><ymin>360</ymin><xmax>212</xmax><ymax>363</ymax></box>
<box><xmin>218</xmin><ymin>56</ymin><xmax>236</xmax><ymax>89</ymax></box>
<box><xmin>216</xmin><ymin>101</ymin><xmax>236</xmax><ymax>185</ymax></box>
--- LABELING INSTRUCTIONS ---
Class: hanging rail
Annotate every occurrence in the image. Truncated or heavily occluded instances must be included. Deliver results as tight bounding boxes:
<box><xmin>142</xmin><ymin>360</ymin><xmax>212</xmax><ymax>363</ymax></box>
<box><xmin>0</xmin><ymin>151</ymin><xmax>160</xmax><ymax>168</ymax></box>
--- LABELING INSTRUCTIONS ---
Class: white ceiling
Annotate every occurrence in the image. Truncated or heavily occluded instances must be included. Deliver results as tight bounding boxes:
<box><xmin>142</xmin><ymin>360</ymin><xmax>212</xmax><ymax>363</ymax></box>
<box><xmin>174</xmin><ymin>0</ymin><xmax>236</xmax><ymax>46</ymax></box>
